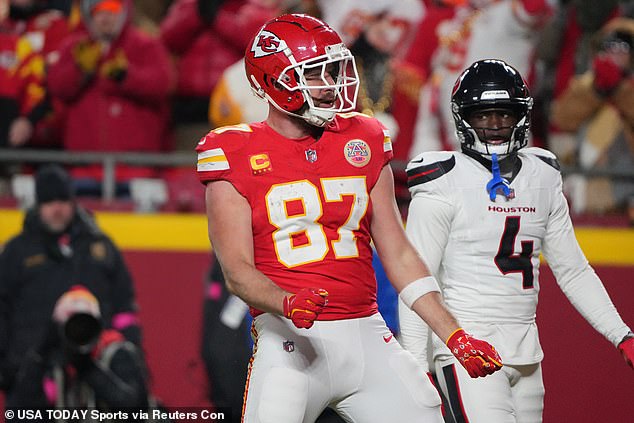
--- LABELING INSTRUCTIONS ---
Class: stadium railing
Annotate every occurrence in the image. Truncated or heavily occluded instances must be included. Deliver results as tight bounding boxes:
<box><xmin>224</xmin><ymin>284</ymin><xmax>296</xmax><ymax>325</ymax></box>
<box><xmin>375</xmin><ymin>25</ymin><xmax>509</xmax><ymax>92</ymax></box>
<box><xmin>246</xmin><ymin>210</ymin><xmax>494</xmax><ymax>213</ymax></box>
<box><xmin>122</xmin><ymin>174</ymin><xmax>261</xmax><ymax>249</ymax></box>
<box><xmin>0</xmin><ymin>148</ymin><xmax>632</xmax><ymax>206</ymax></box>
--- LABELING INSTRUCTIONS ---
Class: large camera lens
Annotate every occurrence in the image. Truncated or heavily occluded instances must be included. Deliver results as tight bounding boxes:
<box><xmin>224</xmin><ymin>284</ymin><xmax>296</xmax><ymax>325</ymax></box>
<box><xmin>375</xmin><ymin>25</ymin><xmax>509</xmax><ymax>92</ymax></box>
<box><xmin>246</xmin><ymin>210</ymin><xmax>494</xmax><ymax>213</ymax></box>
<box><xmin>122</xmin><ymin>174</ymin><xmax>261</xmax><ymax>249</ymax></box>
<box><xmin>64</xmin><ymin>313</ymin><xmax>102</xmax><ymax>348</ymax></box>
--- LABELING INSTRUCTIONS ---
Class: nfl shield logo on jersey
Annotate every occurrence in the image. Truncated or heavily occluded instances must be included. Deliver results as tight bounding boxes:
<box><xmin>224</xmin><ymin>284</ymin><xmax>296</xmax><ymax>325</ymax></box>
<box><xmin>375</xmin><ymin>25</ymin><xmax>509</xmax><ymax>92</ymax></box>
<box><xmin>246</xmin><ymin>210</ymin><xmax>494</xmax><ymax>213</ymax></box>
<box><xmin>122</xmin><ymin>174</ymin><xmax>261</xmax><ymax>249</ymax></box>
<box><xmin>283</xmin><ymin>340</ymin><xmax>295</xmax><ymax>353</ymax></box>
<box><xmin>305</xmin><ymin>149</ymin><xmax>317</xmax><ymax>163</ymax></box>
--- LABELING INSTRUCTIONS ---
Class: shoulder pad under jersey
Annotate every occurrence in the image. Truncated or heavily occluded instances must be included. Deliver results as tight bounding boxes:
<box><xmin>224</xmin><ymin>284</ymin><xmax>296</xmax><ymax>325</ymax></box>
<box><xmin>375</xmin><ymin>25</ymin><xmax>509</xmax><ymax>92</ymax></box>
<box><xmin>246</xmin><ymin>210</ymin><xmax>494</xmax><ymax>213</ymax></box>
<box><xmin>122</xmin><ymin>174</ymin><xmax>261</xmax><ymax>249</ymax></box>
<box><xmin>196</xmin><ymin>124</ymin><xmax>255</xmax><ymax>176</ymax></box>
<box><xmin>406</xmin><ymin>152</ymin><xmax>456</xmax><ymax>189</ymax></box>
<box><xmin>336</xmin><ymin>111</ymin><xmax>375</xmax><ymax>123</ymax></box>
<box><xmin>201</xmin><ymin>123</ymin><xmax>254</xmax><ymax>141</ymax></box>
<box><xmin>335</xmin><ymin>112</ymin><xmax>390</xmax><ymax>136</ymax></box>
<box><xmin>521</xmin><ymin>147</ymin><xmax>561</xmax><ymax>171</ymax></box>
<box><xmin>197</xmin><ymin>123</ymin><xmax>254</xmax><ymax>152</ymax></box>
<box><xmin>334</xmin><ymin>112</ymin><xmax>393</xmax><ymax>157</ymax></box>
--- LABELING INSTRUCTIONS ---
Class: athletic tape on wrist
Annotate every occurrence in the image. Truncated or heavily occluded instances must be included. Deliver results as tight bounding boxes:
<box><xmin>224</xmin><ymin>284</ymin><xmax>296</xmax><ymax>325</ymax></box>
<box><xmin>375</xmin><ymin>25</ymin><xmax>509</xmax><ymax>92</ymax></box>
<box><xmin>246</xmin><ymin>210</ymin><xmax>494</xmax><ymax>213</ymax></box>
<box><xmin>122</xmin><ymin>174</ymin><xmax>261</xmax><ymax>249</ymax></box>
<box><xmin>619</xmin><ymin>330</ymin><xmax>634</xmax><ymax>346</ymax></box>
<box><xmin>399</xmin><ymin>276</ymin><xmax>440</xmax><ymax>309</ymax></box>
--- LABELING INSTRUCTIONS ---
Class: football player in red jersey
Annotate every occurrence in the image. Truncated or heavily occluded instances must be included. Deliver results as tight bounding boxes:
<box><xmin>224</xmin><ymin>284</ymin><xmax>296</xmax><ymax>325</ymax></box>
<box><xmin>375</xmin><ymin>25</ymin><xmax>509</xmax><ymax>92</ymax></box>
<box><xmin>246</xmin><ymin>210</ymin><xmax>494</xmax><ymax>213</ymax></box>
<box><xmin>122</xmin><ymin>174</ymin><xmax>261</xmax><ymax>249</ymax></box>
<box><xmin>196</xmin><ymin>14</ymin><xmax>502</xmax><ymax>423</ymax></box>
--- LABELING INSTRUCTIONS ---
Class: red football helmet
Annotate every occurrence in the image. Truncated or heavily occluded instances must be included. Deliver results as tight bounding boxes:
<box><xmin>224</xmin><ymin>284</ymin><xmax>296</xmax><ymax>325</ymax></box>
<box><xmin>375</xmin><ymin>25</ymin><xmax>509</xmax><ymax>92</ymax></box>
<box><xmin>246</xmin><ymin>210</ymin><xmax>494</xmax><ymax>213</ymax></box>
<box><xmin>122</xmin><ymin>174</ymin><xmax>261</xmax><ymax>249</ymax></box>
<box><xmin>245</xmin><ymin>14</ymin><xmax>359</xmax><ymax>127</ymax></box>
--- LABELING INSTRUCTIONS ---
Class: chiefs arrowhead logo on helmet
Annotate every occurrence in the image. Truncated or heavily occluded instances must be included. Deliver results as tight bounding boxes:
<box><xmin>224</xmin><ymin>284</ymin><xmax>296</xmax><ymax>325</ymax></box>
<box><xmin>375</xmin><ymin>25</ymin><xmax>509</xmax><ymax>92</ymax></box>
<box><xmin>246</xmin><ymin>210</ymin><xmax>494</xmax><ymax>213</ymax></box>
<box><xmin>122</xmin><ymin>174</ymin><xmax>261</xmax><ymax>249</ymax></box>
<box><xmin>251</xmin><ymin>30</ymin><xmax>286</xmax><ymax>58</ymax></box>
<box><xmin>244</xmin><ymin>14</ymin><xmax>360</xmax><ymax>127</ymax></box>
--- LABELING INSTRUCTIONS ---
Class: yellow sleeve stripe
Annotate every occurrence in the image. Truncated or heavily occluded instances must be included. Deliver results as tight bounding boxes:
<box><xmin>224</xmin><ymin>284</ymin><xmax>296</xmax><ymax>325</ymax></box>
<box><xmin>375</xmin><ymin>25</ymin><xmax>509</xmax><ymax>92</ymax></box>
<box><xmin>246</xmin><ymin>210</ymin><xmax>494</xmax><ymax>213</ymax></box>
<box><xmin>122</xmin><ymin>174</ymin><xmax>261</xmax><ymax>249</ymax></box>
<box><xmin>383</xmin><ymin>136</ymin><xmax>393</xmax><ymax>152</ymax></box>
<box><xmin>197</xmin><ymin>148</ymin><xmax>229</xmax><ymax>171</ymax></box>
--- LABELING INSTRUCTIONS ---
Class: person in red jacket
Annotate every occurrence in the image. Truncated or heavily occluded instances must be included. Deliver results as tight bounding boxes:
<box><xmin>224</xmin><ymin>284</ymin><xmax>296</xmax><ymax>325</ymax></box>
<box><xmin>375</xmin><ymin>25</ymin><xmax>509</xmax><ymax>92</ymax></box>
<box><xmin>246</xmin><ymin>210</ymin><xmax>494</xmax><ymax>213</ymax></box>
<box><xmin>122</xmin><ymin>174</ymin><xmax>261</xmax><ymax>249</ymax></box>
<box><xmin>47</xmin><ymin>0</ymin><xmax>175</xmax><ymax>194</ymax></box>
<box><xmin>0</xmin><ymin>1</ymin><xmax>70</xmax><ymax>153</ymax></box>
<box><xmin>160</xmin><ymin>0</ymin><xmax>281</xmax><ymax>149</ymax></box>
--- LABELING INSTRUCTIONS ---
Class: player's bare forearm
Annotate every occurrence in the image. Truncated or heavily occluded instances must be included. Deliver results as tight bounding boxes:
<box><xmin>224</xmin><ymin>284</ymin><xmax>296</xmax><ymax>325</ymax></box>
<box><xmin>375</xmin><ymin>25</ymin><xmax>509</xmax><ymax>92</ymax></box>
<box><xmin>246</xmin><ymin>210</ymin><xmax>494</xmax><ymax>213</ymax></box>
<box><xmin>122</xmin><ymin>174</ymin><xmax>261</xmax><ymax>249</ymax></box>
<box><xmin>205</xmin><ymin>181</ymin><xmax>328</xmax><ymax>329</ymax></box>
<box><xmin>221</xmin><ymin>259</ymin><xmax>289</xmax><ymax>315</ymax></box>
<box><xmin>410</xmin><ymin>291</ymin><xmax>459</xmax><ymax>342</ymax></box>
<box><xmin>205</xmin><ymin>180</ymin><xmax>289</xmax><ymax>315</ymax></box>
<box><xmin>369</xmin><ymin>167</ymin><xmax>460</xmax><ymax>338</ymax></box>
<box><xmin>371</xmin><ymin>166</ymin><xmax>433</xmax><ymax>285</ymax></box>
<box><xmin>381</xmin><ymin>240</ymin><xmax>435</xmax><ymax>292</ymax></box>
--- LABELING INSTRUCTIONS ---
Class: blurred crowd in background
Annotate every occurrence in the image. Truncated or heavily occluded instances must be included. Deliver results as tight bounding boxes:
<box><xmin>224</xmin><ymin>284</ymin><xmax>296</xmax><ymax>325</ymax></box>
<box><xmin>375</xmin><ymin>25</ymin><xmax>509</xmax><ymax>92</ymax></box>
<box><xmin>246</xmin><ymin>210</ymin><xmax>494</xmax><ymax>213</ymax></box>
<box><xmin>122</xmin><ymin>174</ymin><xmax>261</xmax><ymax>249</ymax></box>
<box><xmin>1</xmin><ymin>0</ymin><xmax>634</xmax><ymax>222</ymax></box>
<box><xmin>1</xmin><ymin>1</ymin><xmax>633</xmax><ymax>419</ymax></box>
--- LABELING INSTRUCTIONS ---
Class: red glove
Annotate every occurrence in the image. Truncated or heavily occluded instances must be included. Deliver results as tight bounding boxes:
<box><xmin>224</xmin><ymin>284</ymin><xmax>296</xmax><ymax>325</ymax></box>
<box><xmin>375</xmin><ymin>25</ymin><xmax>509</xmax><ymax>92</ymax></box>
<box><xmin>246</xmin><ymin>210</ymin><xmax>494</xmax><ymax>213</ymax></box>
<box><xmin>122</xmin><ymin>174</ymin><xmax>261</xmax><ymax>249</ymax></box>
<box><xmin>446</xmin><ymin>329</ymin><xmax>503</xmax><ymax>378</ymax></box>
<box><xmin>283</xmin><ymin>288</ymin><xmax>328</xmax><ymax>329</ymax></box>
<box><xmin>593</xmin><ymin>54</ymin><xmax>626</xmax><ymax>95</ymax></box>
<box><xmin>618</xmin><ymin>335</ymin><xmax>634</xmax><ymax>370</ymax></box>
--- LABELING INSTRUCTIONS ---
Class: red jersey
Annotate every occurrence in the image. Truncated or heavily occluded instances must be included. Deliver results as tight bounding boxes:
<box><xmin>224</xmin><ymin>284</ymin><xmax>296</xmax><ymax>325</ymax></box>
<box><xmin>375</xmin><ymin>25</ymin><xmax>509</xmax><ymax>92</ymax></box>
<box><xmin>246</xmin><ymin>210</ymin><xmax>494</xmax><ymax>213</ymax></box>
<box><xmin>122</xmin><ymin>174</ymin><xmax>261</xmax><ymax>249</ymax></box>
<box><xmin>196</xmin><ymin>113</ymin><xmax>393</xmax><ymax>320</ymax></box>
<box><xmin>0</xmin><ymin>9</ymin><xmax>69</xmax><ymax>111</ymax></box>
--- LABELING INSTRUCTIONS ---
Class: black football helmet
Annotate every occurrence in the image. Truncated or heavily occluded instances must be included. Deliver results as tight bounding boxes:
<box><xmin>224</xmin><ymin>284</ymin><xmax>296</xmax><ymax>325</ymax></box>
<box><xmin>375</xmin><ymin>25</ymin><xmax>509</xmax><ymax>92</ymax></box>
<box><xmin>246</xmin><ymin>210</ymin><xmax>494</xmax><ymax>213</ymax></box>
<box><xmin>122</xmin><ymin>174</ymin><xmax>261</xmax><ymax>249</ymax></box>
<box><xmin>451</xmin><ymin>59</ymin><xmax>533</xmax><ymax>157</ymax></box>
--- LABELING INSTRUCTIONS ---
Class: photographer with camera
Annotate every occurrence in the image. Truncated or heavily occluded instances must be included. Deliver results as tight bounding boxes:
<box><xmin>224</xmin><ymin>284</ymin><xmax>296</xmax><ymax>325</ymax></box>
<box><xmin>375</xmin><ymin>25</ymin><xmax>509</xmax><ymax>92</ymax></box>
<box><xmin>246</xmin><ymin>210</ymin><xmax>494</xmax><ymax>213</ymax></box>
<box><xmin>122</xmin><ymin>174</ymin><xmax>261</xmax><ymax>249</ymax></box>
<box><xmin>10</xmin><ymin>285</ymin><xmax>149</xmax><ymax>411</ymax></box>
<box><xmin>0</xmin><ymin>164</ymin><xmax>142</xmax><ymax>409</ymax></box>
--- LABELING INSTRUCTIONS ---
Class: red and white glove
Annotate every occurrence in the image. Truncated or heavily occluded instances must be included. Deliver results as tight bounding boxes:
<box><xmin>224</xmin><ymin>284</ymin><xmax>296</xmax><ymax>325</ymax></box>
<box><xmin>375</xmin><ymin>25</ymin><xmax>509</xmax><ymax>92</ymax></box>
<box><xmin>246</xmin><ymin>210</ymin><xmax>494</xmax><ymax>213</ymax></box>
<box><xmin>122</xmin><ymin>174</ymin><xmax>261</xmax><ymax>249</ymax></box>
<box><xmin>618</xmin><ymin>335</ymin><xmax>634</xmax><ymax>370</ymax></box>
<box><xmin>593</xmin><ymin>54</ymin><xmax>627</xmax><ymax>95</ymax></box>
<box><xmin>446</xmin><ymin>328</ymin><xmax>503</xmax><ymax>378</ymax></box>
<box><xmin>283</xmin><ymin>288</ymin><xmax>328</xmax><ymax>329</ymax></box>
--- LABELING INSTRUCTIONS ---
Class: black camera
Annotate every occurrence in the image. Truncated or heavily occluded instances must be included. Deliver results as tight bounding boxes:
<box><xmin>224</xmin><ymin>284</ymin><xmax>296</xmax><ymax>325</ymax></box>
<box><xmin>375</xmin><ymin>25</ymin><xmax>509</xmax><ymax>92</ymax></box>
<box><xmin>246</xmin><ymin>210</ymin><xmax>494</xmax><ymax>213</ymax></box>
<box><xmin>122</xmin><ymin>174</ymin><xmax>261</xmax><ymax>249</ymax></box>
<box><xmin>63</xmin><ymin>312</ymin><xmax>102</xmax><ymax>354</ymax></box>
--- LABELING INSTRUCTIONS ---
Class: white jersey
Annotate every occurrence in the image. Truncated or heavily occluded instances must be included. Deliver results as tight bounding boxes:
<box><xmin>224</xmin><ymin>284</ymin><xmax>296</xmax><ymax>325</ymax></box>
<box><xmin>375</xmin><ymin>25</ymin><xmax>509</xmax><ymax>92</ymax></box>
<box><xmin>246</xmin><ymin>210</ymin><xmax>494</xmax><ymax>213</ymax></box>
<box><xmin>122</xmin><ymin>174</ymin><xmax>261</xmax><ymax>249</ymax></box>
<box><xmin>402</xmin><ymin>148</ymin><xmax>631</xmax><ymax>366</ymax></box>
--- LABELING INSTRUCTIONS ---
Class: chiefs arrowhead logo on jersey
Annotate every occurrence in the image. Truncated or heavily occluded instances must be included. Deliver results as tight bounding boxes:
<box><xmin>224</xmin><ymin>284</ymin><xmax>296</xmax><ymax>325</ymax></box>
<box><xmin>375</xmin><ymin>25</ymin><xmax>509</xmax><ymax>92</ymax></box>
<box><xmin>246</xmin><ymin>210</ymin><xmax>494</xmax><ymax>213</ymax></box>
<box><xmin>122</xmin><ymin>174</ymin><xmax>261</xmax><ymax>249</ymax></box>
<box><xmin>251</xmin><ymin>30</ymin><xmax>287</xmax><ymax>58</ymax></box>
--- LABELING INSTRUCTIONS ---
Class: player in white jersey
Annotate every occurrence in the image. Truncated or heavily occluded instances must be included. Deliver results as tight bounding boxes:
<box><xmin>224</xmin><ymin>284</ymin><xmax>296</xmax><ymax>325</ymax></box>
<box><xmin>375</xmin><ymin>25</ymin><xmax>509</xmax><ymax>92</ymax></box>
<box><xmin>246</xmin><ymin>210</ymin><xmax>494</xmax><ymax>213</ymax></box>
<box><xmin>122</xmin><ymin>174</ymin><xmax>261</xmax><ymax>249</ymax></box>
<box><xmin>399</xmin><ymin>59</ymin><xmax>634</xmax><ymax>423</ymax></box>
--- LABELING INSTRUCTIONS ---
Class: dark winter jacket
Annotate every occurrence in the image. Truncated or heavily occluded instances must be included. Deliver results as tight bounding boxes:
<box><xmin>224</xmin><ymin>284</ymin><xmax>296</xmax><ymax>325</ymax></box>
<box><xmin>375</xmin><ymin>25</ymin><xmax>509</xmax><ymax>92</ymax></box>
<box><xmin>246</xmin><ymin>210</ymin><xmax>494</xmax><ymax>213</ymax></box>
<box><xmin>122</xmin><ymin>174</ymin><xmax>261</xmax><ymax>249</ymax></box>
<box><xmin>0</xmin><ymin>206</ymin><xmax>140</xmax><ymax>394</ymax></box>
<box><xmin>10</xmin><ymin>329</ymin><xmax>149</xmax><ymax>409</ymax></box>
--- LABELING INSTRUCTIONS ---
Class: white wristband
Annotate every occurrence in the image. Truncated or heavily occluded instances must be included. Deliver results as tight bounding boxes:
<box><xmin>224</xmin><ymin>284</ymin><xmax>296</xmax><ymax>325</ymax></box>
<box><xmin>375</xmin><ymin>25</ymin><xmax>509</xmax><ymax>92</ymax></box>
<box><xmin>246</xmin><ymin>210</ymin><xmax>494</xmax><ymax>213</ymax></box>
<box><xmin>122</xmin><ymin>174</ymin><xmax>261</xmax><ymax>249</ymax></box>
<box><xmin>399</xmin><ymin>276</ymin><xmax>440</xmax><ymax>309</ymax></box>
